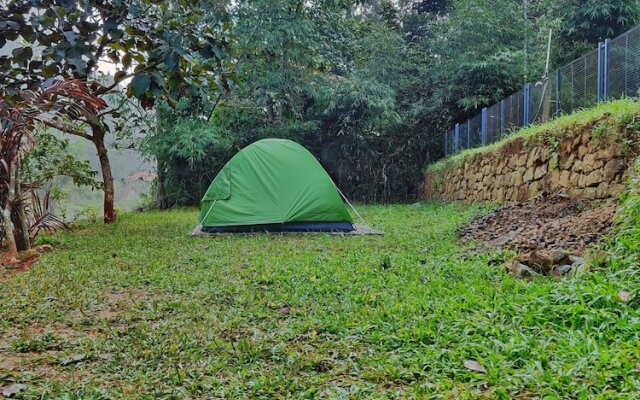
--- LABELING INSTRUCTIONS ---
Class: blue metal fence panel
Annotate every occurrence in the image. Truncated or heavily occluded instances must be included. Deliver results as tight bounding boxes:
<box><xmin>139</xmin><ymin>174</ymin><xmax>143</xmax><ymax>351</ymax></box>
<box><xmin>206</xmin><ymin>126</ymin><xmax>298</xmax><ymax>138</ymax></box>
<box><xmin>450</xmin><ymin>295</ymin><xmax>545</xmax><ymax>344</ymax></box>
<box><xmin>609</xmin><ymin>24</ymin><xmax>640</xmax><ymax>99</ymax></box>
<box><xmin>442</xmin><ymin>21</ymin><xmax>623</xmax><ymax>157</ymax></box>
<box><xmin>454</xmin><ymin>123</ymin><xmax>460</xmax><ymax>154</ymax></box>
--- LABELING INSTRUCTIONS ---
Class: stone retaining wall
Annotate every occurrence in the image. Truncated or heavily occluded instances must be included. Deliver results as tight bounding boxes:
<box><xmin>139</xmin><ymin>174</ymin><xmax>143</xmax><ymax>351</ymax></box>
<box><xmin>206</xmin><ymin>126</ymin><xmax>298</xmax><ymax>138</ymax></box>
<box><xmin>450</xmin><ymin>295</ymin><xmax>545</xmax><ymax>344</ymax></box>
<box><xmin>423</xmin><ymin>120</ymin><xmax>638</xmax><ymax>203</ymax></box>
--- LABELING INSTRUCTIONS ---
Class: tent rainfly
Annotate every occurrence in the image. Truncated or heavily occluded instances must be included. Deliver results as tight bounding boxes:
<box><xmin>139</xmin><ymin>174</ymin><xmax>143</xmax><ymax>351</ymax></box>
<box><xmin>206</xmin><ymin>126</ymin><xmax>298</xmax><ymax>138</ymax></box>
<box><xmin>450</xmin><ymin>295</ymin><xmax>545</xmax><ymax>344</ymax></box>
<box><xmin>197</xmin><ymin>138</ymin><xmax>356</xmax><ymax>233</ymax></box>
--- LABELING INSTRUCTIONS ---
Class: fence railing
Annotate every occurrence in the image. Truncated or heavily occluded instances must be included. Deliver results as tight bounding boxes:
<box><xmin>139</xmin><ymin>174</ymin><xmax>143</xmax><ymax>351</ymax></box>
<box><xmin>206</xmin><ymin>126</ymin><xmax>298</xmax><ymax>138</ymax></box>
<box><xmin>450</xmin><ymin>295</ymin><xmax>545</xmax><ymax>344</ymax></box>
<box><xmin>443</xmin><ymin>23</ymin><xmax>640</xmax><ymax>157</ymax></box>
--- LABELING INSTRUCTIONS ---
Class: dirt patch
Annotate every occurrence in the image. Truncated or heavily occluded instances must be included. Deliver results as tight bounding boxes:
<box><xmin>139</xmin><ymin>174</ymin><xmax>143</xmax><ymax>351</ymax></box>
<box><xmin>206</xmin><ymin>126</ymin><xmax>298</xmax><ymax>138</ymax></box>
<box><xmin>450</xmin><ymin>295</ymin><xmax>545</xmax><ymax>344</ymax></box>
<box><xmin>0</xmin><ymin>257</ymin><xmax>38</xmax><ymax>282</ymax></box>
<box><xmin>0</xmin><ymin>245</ymin><xmax>54</xmax><ymax>281</ymax></box>
<box><xmin>461</xmin><ymin>193</ymin><xmax>617</xmax><ymax>255</ymax></box>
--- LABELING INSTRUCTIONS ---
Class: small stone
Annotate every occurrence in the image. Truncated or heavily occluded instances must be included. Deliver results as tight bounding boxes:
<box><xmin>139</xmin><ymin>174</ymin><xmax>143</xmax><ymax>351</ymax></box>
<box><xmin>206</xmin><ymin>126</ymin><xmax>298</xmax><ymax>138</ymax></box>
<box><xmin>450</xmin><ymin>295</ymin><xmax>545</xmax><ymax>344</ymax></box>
<box><xmin>505</xmin><ymin>261</ymin><xmax>536</xmax><ymax>278</ymax></box>
<box><xmin>618</xmin><ymin>291</ymin><xmax>631</xmax><ymax>302</ymax></box>
<box><xmin>2</xmin><ymin>384</ymin><xmax>26</xmax><ymax>398</ymax></box>
<box><xmin>516</xmin><ymin>250</ymin><xmax>571</xmax><ymax>274</ymax></box>
<box><xmin>554</xmin><ymin>264</ymin><xmax>574</xmax><ymax>275</ymax></box>
<box><xmin>569</xmin><ymin>255</ymin><xmax>585</xmax><ymax>266</ymax></box>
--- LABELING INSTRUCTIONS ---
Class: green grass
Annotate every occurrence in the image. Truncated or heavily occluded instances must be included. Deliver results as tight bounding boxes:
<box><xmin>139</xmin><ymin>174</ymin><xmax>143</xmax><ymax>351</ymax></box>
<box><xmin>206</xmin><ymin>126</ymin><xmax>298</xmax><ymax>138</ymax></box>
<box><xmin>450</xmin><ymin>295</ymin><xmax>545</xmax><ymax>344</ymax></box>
<box><xmin>427</xmin><ymin>98</ymin><xmax>640</xmax><ymax>175</ymax></box>
<box><xmin>1</xmin><ymin>204</ymin><xmax>640</xmax><ymax>399</ymax></box>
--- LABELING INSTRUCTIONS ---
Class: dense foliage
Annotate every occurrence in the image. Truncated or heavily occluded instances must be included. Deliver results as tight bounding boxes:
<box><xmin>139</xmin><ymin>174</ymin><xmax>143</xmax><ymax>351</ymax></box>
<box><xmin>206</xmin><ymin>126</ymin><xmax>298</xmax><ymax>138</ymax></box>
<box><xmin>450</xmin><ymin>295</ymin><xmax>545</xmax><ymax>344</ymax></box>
<box><xmin>606</xmin><ymin>159</ymin><xmax>640</xmax><ymax>276</ymax></box>
<box><xmin>0</xmin><ymin>0</ymin><xmax>233</xmax><ymax>222</ymax></box>
<box><xmin>152</xmin><ymin>0</ymin><xmax>639</xmax><ymax>206</ymax></box>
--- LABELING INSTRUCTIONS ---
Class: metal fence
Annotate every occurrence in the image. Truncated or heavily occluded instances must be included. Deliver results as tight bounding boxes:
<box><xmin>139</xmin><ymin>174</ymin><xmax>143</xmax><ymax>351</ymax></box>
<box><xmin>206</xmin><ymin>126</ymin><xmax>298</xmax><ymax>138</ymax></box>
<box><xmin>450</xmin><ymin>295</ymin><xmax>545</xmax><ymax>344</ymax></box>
<box><xmin>443</xmin><ymin>23</ymin><xmax>640</xmax><ymax>157</ymax></box>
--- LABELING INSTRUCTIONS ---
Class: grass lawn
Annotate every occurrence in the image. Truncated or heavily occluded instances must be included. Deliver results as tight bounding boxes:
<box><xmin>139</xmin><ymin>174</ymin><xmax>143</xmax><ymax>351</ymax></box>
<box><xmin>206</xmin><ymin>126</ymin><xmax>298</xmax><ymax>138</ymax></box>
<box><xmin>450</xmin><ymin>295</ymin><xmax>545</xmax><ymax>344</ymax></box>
<box><xmin>1</xmin><ymin>204</ymin><xmax>639</xmax><ymax>399</ymax></box>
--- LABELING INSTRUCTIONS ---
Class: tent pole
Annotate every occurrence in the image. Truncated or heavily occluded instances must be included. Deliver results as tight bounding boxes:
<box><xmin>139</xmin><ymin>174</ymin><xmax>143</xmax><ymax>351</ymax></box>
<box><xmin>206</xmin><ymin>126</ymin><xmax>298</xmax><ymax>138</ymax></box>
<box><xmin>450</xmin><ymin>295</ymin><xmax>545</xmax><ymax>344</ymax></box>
<box><xmin>333</xmin><ymin>185</ymin><xmax>370</xmax><ymax>228</ymax></box>
<box><xmin>196</xmin><ymin>199</ymin><xmax>217</xmax><ymax>230</ymax></box>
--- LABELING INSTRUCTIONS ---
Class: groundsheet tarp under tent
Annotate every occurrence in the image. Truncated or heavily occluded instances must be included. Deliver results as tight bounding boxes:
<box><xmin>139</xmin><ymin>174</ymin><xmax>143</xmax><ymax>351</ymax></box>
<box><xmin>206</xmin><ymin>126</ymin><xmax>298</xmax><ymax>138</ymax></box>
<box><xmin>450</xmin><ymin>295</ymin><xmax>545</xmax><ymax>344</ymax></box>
<box><xmin>190</xmin><ymin>223</ymin><xmax>383</xmax><ymax>236</ymax></box>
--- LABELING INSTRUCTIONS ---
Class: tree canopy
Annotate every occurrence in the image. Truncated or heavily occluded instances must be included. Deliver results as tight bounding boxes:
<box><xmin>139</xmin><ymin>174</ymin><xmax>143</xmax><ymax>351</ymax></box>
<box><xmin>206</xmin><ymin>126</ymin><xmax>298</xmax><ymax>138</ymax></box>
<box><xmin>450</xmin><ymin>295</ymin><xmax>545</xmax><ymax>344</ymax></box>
<box><xmin>3</xmin><ymin>0</ymin><xmax>639</xmax><ymax>213</ymax></box>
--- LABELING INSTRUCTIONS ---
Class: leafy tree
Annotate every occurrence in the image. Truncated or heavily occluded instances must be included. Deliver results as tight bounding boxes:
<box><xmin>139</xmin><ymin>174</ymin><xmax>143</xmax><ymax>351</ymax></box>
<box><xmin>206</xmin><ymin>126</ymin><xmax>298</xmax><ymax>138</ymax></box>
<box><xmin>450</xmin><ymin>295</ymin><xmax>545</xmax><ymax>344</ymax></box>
<box><xmin>0</xmin><ymin>0</ymin><xmax>233</xmax><ymax>223</ymax></box>
<box><xmin>0</xmin><ymin>79</ymin><xmax>105</xmax><ymax>255</ymax></box>
<box><xmin>147</xmin><ymin>95</ymin><xmax>236</xmax><ymax>208</ymax></box>
<box><xmin>550</xmin><ymin>0</ymin><xmax>640</xmax><ymax>64</ymax></box>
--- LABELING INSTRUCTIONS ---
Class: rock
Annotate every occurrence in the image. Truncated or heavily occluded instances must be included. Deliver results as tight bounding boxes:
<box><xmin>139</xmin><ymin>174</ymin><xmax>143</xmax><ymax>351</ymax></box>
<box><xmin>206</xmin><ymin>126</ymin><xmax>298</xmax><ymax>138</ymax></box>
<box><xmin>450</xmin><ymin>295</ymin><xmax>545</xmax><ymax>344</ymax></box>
<box><xmin>583</xmin><ymin>187</ymin><xmax>597</xmax><ymax>200</ymax></box>
<box><xmin>527</xmin><ymin>181</ymin><xmax>540</xmax><ymax>199</ymax></box>
<box><xmin>517</xmin><ymin>152</ymin><xmax>528</xmax><ymax>167</ymax></box>
<box><xmin>524</xmin><ymin>167</ymin><xmax>535</xmax><ymax>183</ymax></box>
<box><xmin>578</xmin><ymin>145</ymin><xmax>588</xmax><ymax>159</ymax></box>
<box><xmin>549</xmin><ymin>170</ymin><xmax>561</xmax><ymax>190</ymax></box>
<box><xmin>574</xmin><ymin>159</ymin><xmax>584</xmax><ymax>173</ymax></box>
<box><xmin>595</xmin><ymin>182</ymin><xmax>609</xmax><ymax>199</ymax></box>
<box><xmin>595</xmin><ymin>146</ymin><xmax>617</xmax><ymax>160</ymax></box>
<box><xmin>513</xmin><ymin>172</ymin><xmax>524</xmax><ymax>186</ymax></box>
<box><xmin>505</xmin><ymin>261</ymin><xmax>536</xmax><ymax>278</ymax></box>
<box><xmin>527</xmin><ymin>148</ymin><xmax>541</xmax><ymax>168</ymax></box>
<box><xmin>569</xmin><ymin>255</ymin><xmax>585</xmax><ymax>266</ymax></box>
<box><xmin>2</xmin><ymin>384</ymin><xmax>26</xmax><ymax>398</ymax></box>
<box><xmin>560</xmin><ymin>153</ymin><xmax>575</xmax><ymax>169</ymax></box>
<box><xmin>549</xmin><ymin>153</ymin><xmax>559</xmax><ymax>171</ymax></box>
<box><xmin>553</xmin><ymin>264</ymin><xmax>574</xmax><ymax>275</ymax></box>
<box><xmin>559</xmin><ymin>170</ymin><xmax>571</xmax><ymax>188</ymax></box>
<box><xmin>610</xmin><ymin>183</ymin><xmax>626</xmax><ymax>195</ymax></box>
<box><xmin>516</xmin><ymin>250</ymin><xmax>571</xmax><ymax>274</ymax></box>
<box><xmin>35</xmin><ymin>244</ymin><xmax>54</xmax><ymax>254</ymax></box>
<box><xmin>59</xmin><ymin>354</ymin><xmax>88</xmax><ymax>366</ymax></box>
<box><xmin>618</xmin><ymin>291</ymin><xmax>631</xmax><ymax>302</ymax></box>
<box><xmin>582</xmin><ymin>153</ymin><xmax>603</xmax><ymax>173</ymax></box>
<box><xmin>534</xmin><ymin>164</ymin><xmax>548</xmax><ymax>180</ymax></box>
<box><xmin>584</xmin><ymin>169</ymin><xmax>602</xmax><ymax>187</ymax></box>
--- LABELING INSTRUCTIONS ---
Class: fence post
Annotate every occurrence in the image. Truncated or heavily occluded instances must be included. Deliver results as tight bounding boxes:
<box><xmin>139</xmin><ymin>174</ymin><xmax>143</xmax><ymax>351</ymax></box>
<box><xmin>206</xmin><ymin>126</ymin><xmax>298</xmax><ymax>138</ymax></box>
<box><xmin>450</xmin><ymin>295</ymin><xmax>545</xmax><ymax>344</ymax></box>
<box><xmin>500</xmin><ymin>100</ymin><xmax>505</xmax><ymax>135</ymax></box>
<box><xmin>604</xmin><ymin>38</ymin><xmax>611</xmax><ymax>100</ymax></box>
<box><xmin>598</xmin><ymin>41</ymin><xmax>604</xmax><ymax>101</ymax></box>
<box><xmin>555</xmin><ymin>68</ymin><xmax>562</xmax><ymax>115</ymax></box>
<box><xmin>481</xmin><ymin>108</ymin><xmax>488</xmax><ymax>146</ymax></box>
<box><xmin>443</xmin><ymin>130</ymin><xmax>447</xmax><ymax>156</ymax></box>
<box><xmin>454</xmin><ymin>123</ymin><xmax>460</xmax><ymax>154</ymax></box>
<box><xmin>597</xmin><ymin>40</ymin><xmax>611</xmax><ymax>101</ymax></box>
<box><xmin>523</xmin><ymin>83</ymin><xmax>531</xmax><ymax>126</ymax></box>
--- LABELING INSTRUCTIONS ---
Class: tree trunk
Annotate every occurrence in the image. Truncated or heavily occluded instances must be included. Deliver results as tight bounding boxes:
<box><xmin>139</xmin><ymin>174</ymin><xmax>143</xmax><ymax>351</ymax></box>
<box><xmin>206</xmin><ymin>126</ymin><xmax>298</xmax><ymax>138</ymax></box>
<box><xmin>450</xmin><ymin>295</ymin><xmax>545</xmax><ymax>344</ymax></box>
<box><xmin>14</xmin><ymin>159</ymin><xmax>31</xmax><ymax>251</ymax></box>
<box><xmin>2</xmin><ymin>164</ymin><xmax>18</xmax><ymax>256</ymax></box>
<box><xmin>156</xmin><ymin>158</ymin><xmax>166</xmax><ymax>209</ymax></box>
<box><xmin>92</xmin><ymin>127</ymin><xmax>116</xmax><ymax>224</ymax></box>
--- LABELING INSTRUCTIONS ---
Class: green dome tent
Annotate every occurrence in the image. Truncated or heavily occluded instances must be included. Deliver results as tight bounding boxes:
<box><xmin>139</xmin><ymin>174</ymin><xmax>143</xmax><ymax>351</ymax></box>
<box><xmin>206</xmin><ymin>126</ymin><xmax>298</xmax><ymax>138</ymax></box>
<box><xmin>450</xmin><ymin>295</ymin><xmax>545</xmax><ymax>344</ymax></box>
<box><xmin>197</xmin><ymin>139</ymin><xmax>354</xmax><ymax>233</ymax></box>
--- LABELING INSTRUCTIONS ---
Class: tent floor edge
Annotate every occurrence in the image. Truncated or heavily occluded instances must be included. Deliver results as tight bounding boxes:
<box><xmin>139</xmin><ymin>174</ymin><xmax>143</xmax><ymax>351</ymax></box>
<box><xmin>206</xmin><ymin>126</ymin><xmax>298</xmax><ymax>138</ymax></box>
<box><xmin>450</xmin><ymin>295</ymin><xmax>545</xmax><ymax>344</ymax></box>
<box><xmin>201</xmin><ymin>221</ymin><xmax>355</xmax><ymax>233</ymax></box>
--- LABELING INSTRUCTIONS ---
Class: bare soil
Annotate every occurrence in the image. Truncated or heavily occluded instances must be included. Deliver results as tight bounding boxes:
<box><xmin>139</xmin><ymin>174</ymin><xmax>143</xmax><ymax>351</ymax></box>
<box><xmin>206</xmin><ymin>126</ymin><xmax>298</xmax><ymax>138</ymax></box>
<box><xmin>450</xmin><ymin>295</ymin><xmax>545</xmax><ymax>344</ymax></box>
<box><xmin>460</xmin><ymin>193</ymin><xmax>618</xmax><ymax>256</ymax></box>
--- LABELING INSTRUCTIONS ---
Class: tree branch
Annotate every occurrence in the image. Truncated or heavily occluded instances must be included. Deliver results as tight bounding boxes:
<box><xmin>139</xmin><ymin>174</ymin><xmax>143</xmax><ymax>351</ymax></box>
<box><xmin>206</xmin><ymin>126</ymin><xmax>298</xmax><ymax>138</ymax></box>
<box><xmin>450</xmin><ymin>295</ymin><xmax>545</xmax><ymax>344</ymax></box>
<box><xmin>38</xmin><ymin>119</ymin><xmax>92</xmax><ymax>140</ymax></box>
<box><xmin>95</xmin><ymin>59</ymin><xmax>163</xmax><ymax>96</ymax></box>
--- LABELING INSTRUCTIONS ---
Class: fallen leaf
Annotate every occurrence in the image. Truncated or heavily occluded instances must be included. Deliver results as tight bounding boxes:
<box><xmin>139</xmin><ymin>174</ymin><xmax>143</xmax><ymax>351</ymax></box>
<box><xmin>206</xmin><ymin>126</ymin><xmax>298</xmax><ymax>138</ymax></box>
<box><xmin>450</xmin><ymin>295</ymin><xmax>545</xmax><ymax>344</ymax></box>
<box><xmin>2</xmin><ymin>383</ymin><xmax>26</xmax><ymax>398</ymax></box>
<box><xmin>635</xmin><ymin>364</ymin><xmax>640</xmax><ymax>372</ymax></box>
<box><xmin>464</xmin><ymin>359</ymin><xmax>487</xmax><ymax>374</ymax></box>
<box><xmin>60</xmin><ymin>354</ymin><xmax>87</xmax><ymax>366</ymax></box>
<box><xmin>619</xmin><ymin>291</ymin><xmax>630</xmax><ymax>302</ymax></box>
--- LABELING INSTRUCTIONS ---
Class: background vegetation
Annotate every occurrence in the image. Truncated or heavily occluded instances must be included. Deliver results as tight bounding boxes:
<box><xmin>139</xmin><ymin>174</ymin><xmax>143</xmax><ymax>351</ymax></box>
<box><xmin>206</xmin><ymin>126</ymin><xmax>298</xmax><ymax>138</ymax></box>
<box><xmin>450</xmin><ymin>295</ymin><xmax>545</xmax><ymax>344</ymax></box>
<box><xmin>149</xmin><ymin>0</ymin><xmax>640</xmax><ymax>206</ymax></box>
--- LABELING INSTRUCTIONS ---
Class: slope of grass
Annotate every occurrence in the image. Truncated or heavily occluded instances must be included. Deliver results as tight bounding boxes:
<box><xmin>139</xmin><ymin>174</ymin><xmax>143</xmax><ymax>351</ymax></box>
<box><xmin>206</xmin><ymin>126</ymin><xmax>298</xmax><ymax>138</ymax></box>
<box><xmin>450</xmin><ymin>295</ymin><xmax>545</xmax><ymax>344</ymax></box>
<box><xmin>1</xmin><ymin>204</ymin><xmax>639</xmax><ymax>399</ymax></box>
<box><xmin>428</xmin><ymin>98</ymin><xmax>640</xmax><ymax>175</ymax></box>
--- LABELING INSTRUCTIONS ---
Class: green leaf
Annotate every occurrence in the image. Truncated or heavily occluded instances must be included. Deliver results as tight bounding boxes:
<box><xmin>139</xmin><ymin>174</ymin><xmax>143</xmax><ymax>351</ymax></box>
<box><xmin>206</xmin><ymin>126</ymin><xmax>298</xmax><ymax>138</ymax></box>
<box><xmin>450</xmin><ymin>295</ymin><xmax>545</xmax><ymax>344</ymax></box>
<box><xmin>114</xmin><ymin>71</ymin><xmax>127</xmax><ymax>83</ymax></box>
<box><xmin>164</xmin><ymin>51</ymin><xmax>179</xmax><ymax>72</ymax></box>
<box><xmin>131</xmin><ymin>73</ymin><xmax>151</xmax><ymax>98</ymax></box>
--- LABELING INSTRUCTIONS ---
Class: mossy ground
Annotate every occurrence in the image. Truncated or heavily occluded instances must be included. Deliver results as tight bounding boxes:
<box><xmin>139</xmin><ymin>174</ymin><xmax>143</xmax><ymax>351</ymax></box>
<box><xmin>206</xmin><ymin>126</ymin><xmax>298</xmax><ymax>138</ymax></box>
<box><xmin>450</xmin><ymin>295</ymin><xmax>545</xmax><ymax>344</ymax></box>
<box><xmin>1</xmin><ymin>204</ymin><xmax>639</xmax><ymax>399</ymax></box>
